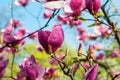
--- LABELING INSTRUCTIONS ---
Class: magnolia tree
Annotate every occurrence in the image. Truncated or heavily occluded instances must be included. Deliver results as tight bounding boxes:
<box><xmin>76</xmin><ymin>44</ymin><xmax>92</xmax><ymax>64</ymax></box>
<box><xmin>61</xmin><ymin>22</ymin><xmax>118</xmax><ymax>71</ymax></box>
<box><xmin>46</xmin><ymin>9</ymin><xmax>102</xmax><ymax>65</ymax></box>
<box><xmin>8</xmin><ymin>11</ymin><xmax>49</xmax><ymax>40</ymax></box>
<box><xmin>0</xmin><ymin>0</ymin><xmax>120</xmax><ymax>80</ymax></box>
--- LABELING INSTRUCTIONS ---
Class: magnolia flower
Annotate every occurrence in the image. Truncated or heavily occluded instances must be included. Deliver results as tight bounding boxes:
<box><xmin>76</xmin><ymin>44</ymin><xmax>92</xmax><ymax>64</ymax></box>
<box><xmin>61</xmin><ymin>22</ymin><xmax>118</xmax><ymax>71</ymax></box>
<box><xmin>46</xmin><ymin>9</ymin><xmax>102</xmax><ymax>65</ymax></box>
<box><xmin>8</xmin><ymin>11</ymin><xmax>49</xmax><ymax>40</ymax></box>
<box><xmin>83</xmin><ymin>62</ymin><xmax>91</xmax><ymax>69</ymax></box>
<box><xmin>58</xmin><ymin>15</ymin><xmax>72</xmax><ymax>24</ymax></box>
<box><xmin>8</xmin><ymin>19</ymin><xmax>23</xmax><ymax>28</ymax></box>
<box><xmin>93</xmin><ymin>43</ymin><xmax>102</xmax><ymax>50</ymax></box>
<box><xmin>4</xmin><ymin>26</ymin><xmax>14</xmax><ymax>35</ymax></box>
<box><xmin>0</xmin><ymin>56</ymin><xmax>9</xmax><ymax>77</ymax></box>
<box><xmin>43</xmin><ymin>10</ymin><xmax>52</xmax><ymax>18</ymax></box>
<box><xmin>70</xmin><ymin>0</ymin><xmax>83</xmax><ymax>16</ymax></box>
<box><xmin>111</xmin><ymin>49</ymin><xmax>120</xmax><ymax>58</ymax></box>
<box><xmin>71</xmin><ymin>20</ymin><xmax>82</xmax><ymax>26</ymax></box>
<box><xmin>42</xmin><ymin>1</ymin><xmax>67</xmax><ymax>10</ymax></box>
<box><xmin>43</xmin><ymin>68</ymin><xmax>56</xmax><ymax>79</ymax></box>
<box><xmin>36</xmin><ymin>45</ymin><xmax>43</xmax><ymax>51</ymax></box>
<box><xmin>95</xmin><ymin>24</ymin><xmax>110</xmax><ymax>36</ymax></box>
<box><xmin>38</xmin><ymin>25</ymin><xmax>64</xmax><ymax>53</ymax></box>
<box><xmin>29</xmin><ymin>32</ymin><xmax>38</xmax><ymax>39</ymax></box>
<box><xmin>96</xmin><ymin>53</ymin><xmax>105</xmax><ymax>60</ymax></box>
<box><xmin>4</xmin><ymin>34</ymin><xmax>16</xmax><ymax>43</ymax></box>
<box><xmin>15</xmin><ymin>0</ymin><xmax>30</xmax><ymax>6</ymax></box>
<box><xmin>17</xmin><ymin>55</ymin><xmax>45</xmax><ymax>80</ymax></box>
<box><xmin>79</xmin><ymin>32</ymin><xmax>88</xmax><ymax>41</ymax></box>
<box><xmin>86</xmin><ymin>0</ymin><xmax>101</xmax><ymax>14</ymax></box>
<box><xmin>77</xmin><ymin>27</ymin><xmax>86</xmax><ymax>34</ymax></box>
<box><xmin>85</xmin><ymin>64</ymin><xmax>99</xmax><ymax>80</ymax></box>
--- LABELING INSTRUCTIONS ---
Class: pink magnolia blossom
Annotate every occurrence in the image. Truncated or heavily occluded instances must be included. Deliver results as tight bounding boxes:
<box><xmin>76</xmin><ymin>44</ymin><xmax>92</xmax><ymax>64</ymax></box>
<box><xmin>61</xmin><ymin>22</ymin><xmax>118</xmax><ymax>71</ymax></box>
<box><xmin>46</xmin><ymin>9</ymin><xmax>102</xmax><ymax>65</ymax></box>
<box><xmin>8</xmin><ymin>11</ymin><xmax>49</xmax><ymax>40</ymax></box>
<box><xmin>111</xmin><ymin>49</ymin><xmax>120</xmax><ymax>58</ymax></box>
<box><xmin>43</xmin><ymin>10</ymin><xmax>52</xmax><ymax>18</ymax></box>
<box><xmin>85</xmin><ymin>64</ymin><xmax>99</xmax><ymax>80</ymax></box>
<box><xmin>88</xmin><ymin>32</ymin><xmax>100</xmax><ymax>40</ymax></box>
<box><xmin>70</xmin><ymin>0</ymin><xmax>83</xmax><ymax>16</ymax></box>
<box><xmin>17</xmin><ymin>55</ymin><xmax>45</xmax><ymax>80</ymax></box>
<box><xmin>38</xmin><ymin>25</ymin><xmax>64</xmax><ymax>53</ymax></box>
<box><xmin>8</xmin><ymin>19</ymin><xmax>23</xmax><ymax>28</ymax></box>
<box><xmin>3</xmin><ymin>34</ymin><xmax>16</xmax><ymax>43</ymax></box>
<box><xmin>86</xmin><ymin>0</ymin><xmax>101</xmax><ymax>14</ymax></box>
<box><xmin>83</xmin><ymin>62</ymin><xmax>91</xmax><ymax>69</ymax></box>
<box><xmin>77</xmin><ymin>27</ymin><xmax>86</xmax><ymax>34</ymax></box>
<box><xmin>29</xmin><ymin>32</ymin><xmax>38</xmax><ymax>39</ymax></box>
<box><xmin>0</xmin><ymin>56</ymin><xmax>9</xmax><ymax>77</ymax></box>
<box><xmin>77</xmin><ymin>27</ymin><xmax>88</xmax><ymax>41</ymax></box>
<box><xmin>18</xmin><ymin>28</ymin><xmax>29</xmax><ymax>36</ymax></box>
<box><xmin>42</xmin><ymin>1</ymin><xmax>66</xmax><ymax>10</ymax></box>
<box><xmin>58</xmin><ymin>15</ymin><xmax>72</xmax><ymax>24</ymax></box>
<box><xmin>95</xmin><ymin>24</ymin><xmax>110</xmax><ymax>36</ymax></box>
<box><xmin>79</xmin><ymin>32</ymin><xmax>88</xmax><ymax>41</ymax></box>
<box><xmin>71</xmin><ymin>20</ymin><xmax>82</xmax><ymax>26</ymax></box>
<box><xmin>43</xmin><ymin>68</ymin><xmax>57</xmax><ymax>79</ymax></box>
<box><xmin>4</xmin><ymin>26</ymin><xmax>14</xmax><ymax>35</ymax></box>
<box><xmin>93</xmin><ymin>43</ymin><xmax>102</xmax><ymax>50</ymax></box>
<box><xmin>72</xmin><ymin>63</ymin><xmax>79</xmax><ymax>75</ymax></box>
<box><xmin>15</xmin><ymin>0</ymin><xmax>30</xmax><ymax>6</ymax></box>
<box><xmin>96</xmin><ymin>53</ymin><xmax>105</xmax><ymax>60</ymax></box>
<box><xmin>36</xmin><ymin>45</ymin><xmax>43</xmax><ymax>51</ymax></box>
<box><xmin>49</xmin><ymin>58</ymin><xmax>58</xmax><ymax>65</ymax></box>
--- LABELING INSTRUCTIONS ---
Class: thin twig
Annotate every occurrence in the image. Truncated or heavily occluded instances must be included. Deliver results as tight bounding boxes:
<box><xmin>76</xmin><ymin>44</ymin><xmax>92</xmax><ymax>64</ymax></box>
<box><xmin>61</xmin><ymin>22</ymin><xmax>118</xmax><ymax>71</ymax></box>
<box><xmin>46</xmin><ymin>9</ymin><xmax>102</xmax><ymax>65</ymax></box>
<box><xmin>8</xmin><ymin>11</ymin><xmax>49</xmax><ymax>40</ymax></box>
<box><xmin>101</xmin><ymin>6</ymin><xmax>120</xmax><ymax>46</ymax></box>
<box><xmin>112</xmin><ymin>73</ymin><xmax>120</xmax><ymax>80</ymax></box>
<box><xmin>0</xmin><ymin>10</ymin><xmax>58</xmax><ymax>51</ymax></box>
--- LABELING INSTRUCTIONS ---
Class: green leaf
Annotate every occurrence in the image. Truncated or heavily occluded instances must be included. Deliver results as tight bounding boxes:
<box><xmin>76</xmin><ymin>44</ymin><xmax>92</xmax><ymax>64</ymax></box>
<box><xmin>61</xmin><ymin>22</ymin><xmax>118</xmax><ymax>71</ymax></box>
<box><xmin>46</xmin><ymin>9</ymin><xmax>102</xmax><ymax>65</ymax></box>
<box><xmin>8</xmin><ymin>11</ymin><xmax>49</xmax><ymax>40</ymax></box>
<box><xmin>88</xmin><ymin>23</ymin><xmax>97</xmax><ymax>27</ymax></box>
<box><xmin>95</xmin><ymin>12</ymin><xmax>104</xmax><ymax>17</ymax></box>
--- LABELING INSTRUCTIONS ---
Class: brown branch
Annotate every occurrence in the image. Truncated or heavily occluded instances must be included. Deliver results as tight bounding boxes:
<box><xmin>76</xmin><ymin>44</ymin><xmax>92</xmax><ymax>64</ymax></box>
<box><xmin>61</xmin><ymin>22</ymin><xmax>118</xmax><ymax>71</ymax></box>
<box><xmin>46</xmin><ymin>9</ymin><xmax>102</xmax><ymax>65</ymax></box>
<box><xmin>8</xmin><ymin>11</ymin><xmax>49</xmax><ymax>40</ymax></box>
<box><xmin>51</xmin><ymin>55</ymin><xmax>74</xmax><ymax>80</ymax></box>
<box><xmin>101</xmin><ymin>6</ymin><xmax>120</xmax><ymax>46</ymax></box>
<box><xmin>0</xmin><ymin>10</ymin><xmax>58</xmax><ymax>51</ymax></box>
<box><xmin>112</xmin><ymin>73</ymin><xmax>120</xmax><ymax>80</ymax></box>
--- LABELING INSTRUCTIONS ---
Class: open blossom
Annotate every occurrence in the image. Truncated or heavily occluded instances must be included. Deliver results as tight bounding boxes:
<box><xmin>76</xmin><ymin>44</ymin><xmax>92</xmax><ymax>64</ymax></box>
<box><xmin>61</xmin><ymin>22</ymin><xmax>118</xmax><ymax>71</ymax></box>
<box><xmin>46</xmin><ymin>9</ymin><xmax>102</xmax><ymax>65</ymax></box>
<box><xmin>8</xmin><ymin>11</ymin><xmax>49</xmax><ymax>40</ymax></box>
<box><xmin>43</xmin><ymin>68</ymin><xmax>56</xmax><ymax>79</ymax></box>
<box><xmin>58</xmin><ymin>15</ymin><xmax>72</xmax><ymax>24</ymax></box>
<box><xmin>95</xmin><ymin>24</ymin><xmax>110</xmax><ymax>36</ymax></box>
<box><xmin>79</xmin><ymin>32</ymin><xmax>88</xmax><ymax>41</ymax></box>
<box><xmin>42</xmin><ymin>1</ymin><xmax>66</xmax><ymax>10</ymax></box>
<box><xmin>0</xmin><ymin>55</ymin><xmax>9</xmax><ymax>77</ymax></box>
<box><xmin>93</xmin><ymin>43</ymin><xmax>102</xmax><ymax>50</ymax></box>
<box><xmin>85</xmin><ymin>64</ymin><xmax>99</xmax><ymax>80</ymax></box>
<box><xmin>43</xmin><ymin>10</ymin><xmax>52</xmax><ymax>18</ymax></box>
<box><xmin>3</xmin><ymin>26</ymin><xmax>14</xmax><ymax>35</ymax></box>
<box><xmin>29</xmin><ymin>32</ymin><xmax>38</xmax><ymax>39</ymax></box>
<box><xmin>77</xmin><ymin>27</ymin><xmax>86</xmax><ymax>34</ymax></box>
<box><xmin>15</xmin><ymin>0</ymin><xmax>30</xmax><ymax>6</ymax></box>
<box><xmin>111</xmin><ymin>49</ymin><xmax>120</xmax><ymax>58</ymax></box>
<box><xmin>8</xmin><ymin>19</ymin><xmax>23</xmax><ymax>28</ymax></box>
<box><xmin>77</xmin><ymin>27</ymin><xmax>88</xmax><ymax>41</ymax></box>
<box><xmin>86</xmin><ymin>0</ymin><xmax>101</xmax><ymax>14</ymax></box>
<box><xmin>70</xmin><ymin>0</ymin><xmax>83</xmax><ymax>16</ymax></box>
<box><xmin>38</xmin><ymin>25</ymin><xmax>64</xmax><ymax>53</ymax></box>
<box><xmin>96</xmin><ymin>53</ymin><xmax>105</xmax><ymax>60</ymax></box>
<box><xmin>4</xmin><ymin>34</ymin><xmax>16</xmax><ymax>43</ymax></box>
<box><xmin>83</xmin><ymin>62</ymin><xmax>91</xmax><ymax>69</ymax></box>
<box><xmin>17</xmin><ymin>55</ymin><xmax>45</xmax><ymax>80</ymax></box>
